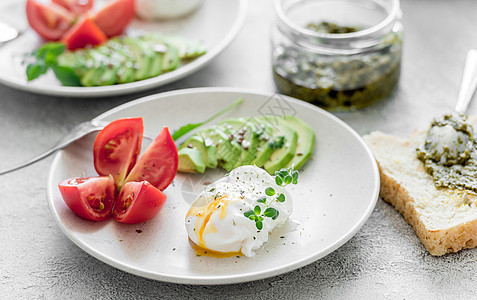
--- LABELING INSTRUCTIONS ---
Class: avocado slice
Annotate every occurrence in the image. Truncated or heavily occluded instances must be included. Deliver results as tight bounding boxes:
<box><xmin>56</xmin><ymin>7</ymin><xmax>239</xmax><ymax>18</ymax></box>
<box><xmin>141</xmin><ymin>33</ymin><xmax>206</xmax><ymax>60</ymax></box>
<box><xmin>106</xmin><ymin>38</ymin><xmax>136</xmax><ymax>84</ymax></box>
<box><xmin>122</xmin><ymin>37</ymin><xmax>155</xmax><ymax>80</ymax></box>
<box><xmin>162</xmin><ymin>44</ymin><xmax>180</xmax><ymax>72</ymax></box>
<box><xmin>140</xmin><ymin>35</ymin><xmax>167</xmax><ymax>77</ymax></box>
<box><xmin>199</xmin><ymin>128</ymin><xmax>242</xmax><ymax>172</ymax></box>
<box><xmin>149</xmin><ymin>51</ymin><xmax>164</xmax><ymax>77</ymax></box>
<box><xmin>219</xmin><ymin>118</ymin><xmax>261</xmax><ymax>168</ymax></box>
<box><xmin>161</xmin><ymin>35</ymin><xmax>207</xmax><ymax>60</ymax></box>
<box><xmin>217</xmin><ymin>124</ymin><xmax>249</xmax><ymax>169</ymax></box>
<box><xmin>95</xmin><ymin>45</ymin><xmax>120</xmax><ymax>86</ymax></box>
<box><xmin>281</xmin><ymin>116</ymin><xmax>315</xmax><ymax>169</ymax></box>
<box><xmin>79</xmin><ymin>50</ymin><xmax>108</xmax><ymax>87</ymax></box>
<box><xmin>260</xmin><ymin>117</ymin><xmax>298</xmax><ymax>174</ymax></box>
<box><xmin>175</xmin><ymin>115</ymin><xmax>313</xmax><ymax>174</ymax></box>
<box><xmin>180</xmin><ymin>135</ymin><xmax>217</xmax><ymax>168</ymax></box>
<box><xmin>178</xmin><ymin>148</ymin><xmax>206</xmax><ymax>173</ymax></box>
<box><xmin>57</xmin><ymin>49</ymin><xmax>88</xmax><ymax>77</ymax></box>
<box><xmin>249</xmin><ymin>119</ymin><xmax>275</xmax><ymax>167</ymax></box>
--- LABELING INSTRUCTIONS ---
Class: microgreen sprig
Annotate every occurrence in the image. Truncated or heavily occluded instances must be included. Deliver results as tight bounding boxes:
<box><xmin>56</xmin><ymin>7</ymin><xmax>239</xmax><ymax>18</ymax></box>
<box><xmin>243</xmin><ymin>167</ymin><xmax>299</xmax><ymax>230</ymax></box>
<box><xmin>274</xmin><ymin>167</ymin><xmax>299</xmax><ymax>186</ymax></box>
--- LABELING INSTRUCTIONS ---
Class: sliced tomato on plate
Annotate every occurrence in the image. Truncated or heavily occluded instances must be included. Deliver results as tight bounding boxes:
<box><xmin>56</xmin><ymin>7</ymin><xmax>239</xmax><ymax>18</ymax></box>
<box><xmin>92</xmin><ymin>0</ymin><xmax>136</xmax><ymax>37</ymax></box>
<box><xmin>52</xmin><ymin>0</ymin><xmax>95</xmax><ymax>15</ymax></box>
<box><xmin>60</xmin><ymin>118</ymin><xmax>177</xmax><ymax>224</ymax></box>
<box><xmin>93</xmin><ymin>118</ymin><xmax>143</xmax><ymax>187</ymax></box>
<box><xmin>125</xmin><ymin>127</ymin><xmax>178</xmax><ymax>191</ymax></box>
<box><xmin>113</xmin><ymin>181</ymin><xmax>167</xmax><ymax>224</ymax></box>
<box><xmin>26</xmin><ymin>0</ymin><xmax>75</xmax><ymax>41</ymax></box>
<box><xmin>58</xmin><ymin>176</ymin><xmax>116</xmax><ymax>221</ymax></box>
<box><xmin>62</xmin><ymin>16</ymin><xmax>107</xmax><ymax>50</ymax></box>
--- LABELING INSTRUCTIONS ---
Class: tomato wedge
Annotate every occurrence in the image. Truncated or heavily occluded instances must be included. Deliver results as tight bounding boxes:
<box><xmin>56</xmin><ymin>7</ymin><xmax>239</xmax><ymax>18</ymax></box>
<box><xmin>26</xmin><ymin>0</ymin><xmax>75</xmax><ymax>41</ymax></box>
<box><xmin>62</xmin><ymin>17</ymin><xmax>107</xmax><ymax>50</ymax></box>
<box><xmin>93</xmin><ymin>118</ymin><xmax>143</xmax><ymax>187</ymax></box>
<box><xmin>58</xmin><ymin>176</ymin><xmax>115</xmax><ymax>221</ymax></box>
<box><xmin>124</xmin><ymin>127</ymin><xmax>178</xmax><ymax>191</ymax></box>
<box><xmin>113</xmin><ymin>181</ymin><xmax>167</xmax><ymax>224</ymax></box>
<box><xmin>52</xmin><ymin>0</ymin><xmax>94</xmax><ymax>15</ymax></box>
<box><xmin>92</xmin><ymin>0</ymin><xmax>135</xmax><ymax>37</ymax></box>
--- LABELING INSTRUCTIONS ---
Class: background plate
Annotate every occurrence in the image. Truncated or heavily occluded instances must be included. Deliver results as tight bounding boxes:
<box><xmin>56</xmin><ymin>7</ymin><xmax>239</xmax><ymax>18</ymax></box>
<box><xmin>47</xmin><ymin>88</ymin><xmax>380</xmax><ymax>284</ymax></box>
<box><xmin>0</xmin><ymin>0</ymin><xmax>246</xmax><ymax>97</ymax></box>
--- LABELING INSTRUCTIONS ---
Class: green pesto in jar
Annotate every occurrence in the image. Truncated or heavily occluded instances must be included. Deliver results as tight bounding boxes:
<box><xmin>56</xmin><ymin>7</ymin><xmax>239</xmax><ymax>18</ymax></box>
<box><xmin>417</xmin><ymin>114</ymin><xmax>477</xmax><ymax>192</ymax></box>
<box><xmin>306</xmin><ymin>21</ymin><xmax>361</xmax><ymax>34</ymax></box>
<box><xmin>273</xmin><ymin>21</ymin><xmax>402</xmax><ymax>111</ymax></box>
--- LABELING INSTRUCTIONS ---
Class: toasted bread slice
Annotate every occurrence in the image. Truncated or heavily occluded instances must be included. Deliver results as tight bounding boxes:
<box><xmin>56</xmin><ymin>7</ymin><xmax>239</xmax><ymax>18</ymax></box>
<box><xmin>363</xmin><ymin>130</ymin><xmax>477</xmax><ymax>256</ymax></box>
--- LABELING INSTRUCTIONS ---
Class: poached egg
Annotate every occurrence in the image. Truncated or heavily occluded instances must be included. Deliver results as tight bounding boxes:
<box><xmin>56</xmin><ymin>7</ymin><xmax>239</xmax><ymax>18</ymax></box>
<box><xmin>185</xmin><ymin>165</ymin><xmax>292</xmax><ymax>257</ymax></box>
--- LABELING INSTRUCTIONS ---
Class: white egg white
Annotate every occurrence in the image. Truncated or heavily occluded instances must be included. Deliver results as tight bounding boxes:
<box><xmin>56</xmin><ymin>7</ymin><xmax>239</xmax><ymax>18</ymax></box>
<box><xmin>185</xmin><ymin>165</ymin><xmax>292</xmax><ymax>257</ymax></box>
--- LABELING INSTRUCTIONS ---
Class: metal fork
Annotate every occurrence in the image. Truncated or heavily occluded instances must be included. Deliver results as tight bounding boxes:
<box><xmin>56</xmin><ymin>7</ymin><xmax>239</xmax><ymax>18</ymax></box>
<box><xmin>0</xmin><ymin>119</ymin><xmax>152</xmax><ymax>176</ymax></box>
<box><xmin>0</xmin><ymin>21</ymin><xmax>22</xmax><ymax>46</ymax></box>
<box><xmin>455</xmin><ymin>49</ymin><xmax>477</xmax><ymax>114</ymax></box>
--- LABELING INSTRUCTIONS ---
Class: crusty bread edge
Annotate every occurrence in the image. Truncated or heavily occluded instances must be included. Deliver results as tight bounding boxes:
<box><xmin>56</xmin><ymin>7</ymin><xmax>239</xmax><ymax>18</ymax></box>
<box><xmin>377</xmin><ymin>160</ymin><xmax>477</xmax><ymax>256</ymax></box>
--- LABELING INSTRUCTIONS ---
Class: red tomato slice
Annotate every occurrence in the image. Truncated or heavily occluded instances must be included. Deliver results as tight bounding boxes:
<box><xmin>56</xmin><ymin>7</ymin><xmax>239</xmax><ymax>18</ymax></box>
<box><xmin>92</xmin><ymin>0</ymin><xmax>135</xmax><ymax>37</ymax></box>
<box><xmin>58</xmin><ymin>176</ymin><xmax>115</xmax><ymax>221</ymax></box>
<box><xmin>61</xmin><ymin>17</ymin><xmax>107</xmax><ymax>50</ymax></box>
<box><xmin>26</xmin><ymin>0</ymin><xmax>75</xmax><ymax>41</ymax></box>
<box><xmin>93</xmin><ymin>118</ymin><xmax>143</xmax><ymax>187</ymax></box>
<box><xmin>124</xmin><ymin>127</ymin><xmax>178</xmax><ymax>191</ymax></box>
<box><xmin>113</xmin><ymin>181</ymin><xmax>167</xmax><ymax>224</ymax></box>
<box><xmin>52</xmin><ymin>0</ymin><xmax>94</xmax><ymax>15</ymax></box>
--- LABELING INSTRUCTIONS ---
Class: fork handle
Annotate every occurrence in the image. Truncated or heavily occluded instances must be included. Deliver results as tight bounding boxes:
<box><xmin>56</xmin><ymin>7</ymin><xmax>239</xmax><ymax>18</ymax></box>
<box><xmin>0</xmin><ymin>133</ymin><xmax>154</xmax><ymax>176</ymax></box>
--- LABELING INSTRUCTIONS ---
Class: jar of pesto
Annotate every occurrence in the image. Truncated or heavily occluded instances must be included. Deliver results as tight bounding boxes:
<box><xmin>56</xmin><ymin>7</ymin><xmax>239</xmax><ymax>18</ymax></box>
<box><xmin>271</xmin><ymin>0</ymin><xmax>403</xmax><ymax>111</ymax></box>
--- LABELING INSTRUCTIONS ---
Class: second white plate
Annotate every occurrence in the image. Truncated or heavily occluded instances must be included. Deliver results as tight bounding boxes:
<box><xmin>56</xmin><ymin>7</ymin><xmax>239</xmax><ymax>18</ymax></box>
<box><xmin>0</xmin><ymin>0</ymin><xmax>246</xmax><ymax>97</ymax></box>
<box><xmin>47</xmin><ymin>88</ymin><xmax>380</xmax><ymax>284</ymax></box>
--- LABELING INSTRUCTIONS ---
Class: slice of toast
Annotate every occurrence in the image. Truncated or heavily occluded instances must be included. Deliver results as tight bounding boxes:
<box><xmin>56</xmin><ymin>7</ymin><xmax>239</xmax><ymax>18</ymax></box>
<box><xmin>363</xmin><ymin>129</ymin><xmax>477</xmax><ymax>256</ymax></box>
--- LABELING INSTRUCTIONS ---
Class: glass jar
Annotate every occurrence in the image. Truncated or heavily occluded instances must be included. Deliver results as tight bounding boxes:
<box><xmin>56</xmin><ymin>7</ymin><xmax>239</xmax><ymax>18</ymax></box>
<box><xmin>271</xmin><ymin>0</ymin><xmax>403</xmax><ymax>111</ymax></box>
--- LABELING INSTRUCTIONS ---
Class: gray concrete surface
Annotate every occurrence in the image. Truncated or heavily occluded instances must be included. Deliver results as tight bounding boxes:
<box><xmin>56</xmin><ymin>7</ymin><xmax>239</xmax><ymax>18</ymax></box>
<box><xmin>2</xmin><ymin>0</ymin><xmax>477</xmax><ymax>298</ymax></box>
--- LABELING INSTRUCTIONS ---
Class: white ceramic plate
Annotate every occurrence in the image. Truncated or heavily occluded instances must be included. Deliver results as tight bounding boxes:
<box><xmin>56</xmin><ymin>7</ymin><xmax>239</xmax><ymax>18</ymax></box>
<box><xmin>47</xmin><ymin>88</ymin><xmax>380</xmax><ymax>284</ymax></box>
<box><xmin>0</xmin><ymin>0</ymin><xmax>246</xmax><ymax>97</ymax></box>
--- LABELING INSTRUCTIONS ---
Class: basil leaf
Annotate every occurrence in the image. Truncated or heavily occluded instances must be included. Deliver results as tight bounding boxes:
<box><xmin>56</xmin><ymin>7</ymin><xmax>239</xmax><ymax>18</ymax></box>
<box><xmin>51</xmin><ymin>65</ymin><xmax>81</xmax><ymax>86</ymax></box>
<box><xmin>26</xmin><ymin>42</ymin><xmax>70</xmax><ymax>84</ymax></box>
<box><xmin>26</xmin><ymin>63</ymin><xmax>48</xmax><ymax>81</ymax></box>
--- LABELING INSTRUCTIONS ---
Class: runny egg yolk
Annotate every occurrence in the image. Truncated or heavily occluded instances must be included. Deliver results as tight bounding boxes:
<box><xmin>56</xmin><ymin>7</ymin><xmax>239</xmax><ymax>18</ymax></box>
<box><xmin>186</xmin><ymin>195</ymin><xmax>230</xmax><ymax>250</ymax></box>
<box><xmin>188</xmin><ymin>239</ymin><xmax>242</xmax><ymax>258</ymax></box>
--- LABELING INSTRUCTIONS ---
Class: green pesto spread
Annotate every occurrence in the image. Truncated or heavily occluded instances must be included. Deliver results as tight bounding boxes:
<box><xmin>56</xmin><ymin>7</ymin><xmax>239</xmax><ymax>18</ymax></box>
<box><xmin>417</xmin><ymin>114</ymin><xmax>477</xmax><ymax>191</ymax></box>
<box><xmin>273</xmin><ymin>21</ymin><xmax>402</xmax><ymax>111</ymax></box>
<box><xmin>306</xmin><ymin>21</ymin><xmax>361</xmax><ymax>34</ymax></box>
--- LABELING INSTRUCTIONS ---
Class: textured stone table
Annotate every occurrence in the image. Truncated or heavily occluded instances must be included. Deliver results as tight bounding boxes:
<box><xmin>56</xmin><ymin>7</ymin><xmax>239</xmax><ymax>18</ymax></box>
<box><xmin>1</xmin><ymin>0</ymin><xmax>477</xmax><ymax>298</ymax></box>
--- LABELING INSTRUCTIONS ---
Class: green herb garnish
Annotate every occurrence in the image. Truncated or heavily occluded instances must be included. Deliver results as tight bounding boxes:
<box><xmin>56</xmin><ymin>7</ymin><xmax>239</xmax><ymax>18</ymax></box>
<box><xmin>244</xmin><ymin>167</ymin><xmax>299</xmax><ymax>230</ymax></box>
<box><xmin>265</xmin><ymin>187</ymin><xmax>275</xmax><ymax>196</ymax></box>
<box><xmin>269</xmin><ymin>136</ymin><xmax>285</xmax><ymax>149</ymax></box>
<box><xmin>172</xmin><ymin>98</ymin><xmax>244</xmax><ymax>141</ymax></box>
<box><xmin>25</xmin><ymin>42</ymin><xmax>81</xmax><ymax>86</ymax></box>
